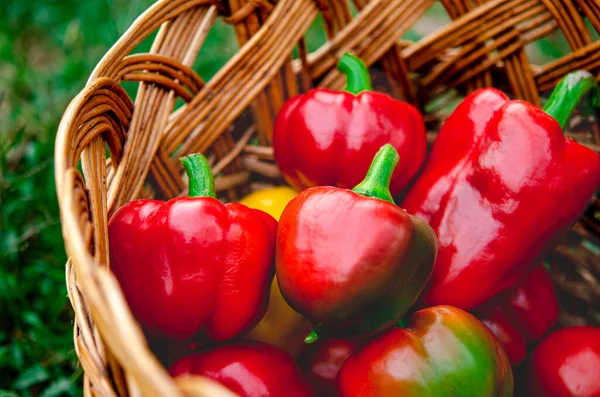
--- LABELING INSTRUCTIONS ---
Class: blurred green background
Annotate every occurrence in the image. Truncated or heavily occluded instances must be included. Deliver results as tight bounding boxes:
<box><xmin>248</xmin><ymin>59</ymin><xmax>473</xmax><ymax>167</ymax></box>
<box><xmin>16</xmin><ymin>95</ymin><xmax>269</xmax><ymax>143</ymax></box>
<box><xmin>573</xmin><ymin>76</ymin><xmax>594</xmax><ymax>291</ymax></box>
<box><xmin>0</xmin><ymin>0</ymin><xmax>573</xmax><ymax>395</ymax></box>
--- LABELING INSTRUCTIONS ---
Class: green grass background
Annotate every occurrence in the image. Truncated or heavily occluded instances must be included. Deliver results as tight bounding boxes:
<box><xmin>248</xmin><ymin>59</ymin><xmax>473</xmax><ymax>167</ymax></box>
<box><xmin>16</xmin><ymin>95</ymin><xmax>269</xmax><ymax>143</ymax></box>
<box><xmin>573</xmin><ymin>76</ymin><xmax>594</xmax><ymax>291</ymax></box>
<box><xmin>0</xmin><ymin>1</ymin><xmax>572</xmax><ymax>396</ymax></box>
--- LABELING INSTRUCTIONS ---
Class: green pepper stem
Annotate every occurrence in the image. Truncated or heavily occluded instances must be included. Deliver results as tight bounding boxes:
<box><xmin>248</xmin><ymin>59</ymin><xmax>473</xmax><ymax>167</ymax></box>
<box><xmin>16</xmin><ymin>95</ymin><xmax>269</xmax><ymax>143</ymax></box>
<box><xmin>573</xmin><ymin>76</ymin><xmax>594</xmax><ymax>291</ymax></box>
<box><xmin>337</xmin><ymin>53</ymin><xmax>373</xmax><ymax>95</ymax></box>
<box><xmin>180</xmin><ymin>153</ymin><xmax>216</xmax><ymax>198</ymax></box>
<box><xmin>542</xmin><ymin>70</ymin><xmax>600</xmax><ymax>130</ymax></box>
<box><xmin>352</xmin><ymin>144</ymin><xmax>399</xmax><ymax>204</ymax></box>
<box><xmin>305</xmin><ymin>329</ymin><xmax>320</xmax><ymax>344</ymax></box>
<box><xmin>396</xmin><ymin>317</ymin><xmax>409</xmax><ymax>328</ymax></box>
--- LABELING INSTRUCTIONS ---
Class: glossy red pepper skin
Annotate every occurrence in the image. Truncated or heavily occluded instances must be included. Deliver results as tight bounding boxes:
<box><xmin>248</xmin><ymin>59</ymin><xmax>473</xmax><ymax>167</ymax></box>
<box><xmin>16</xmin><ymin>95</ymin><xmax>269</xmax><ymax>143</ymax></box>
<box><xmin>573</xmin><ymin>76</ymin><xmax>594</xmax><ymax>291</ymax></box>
<box><xmin>402</xmin><ymin>73</ymin><xmax>600</xmax><ymax>311</ymax></box>
<box><xmin>170</xmin><ymin>341</ymin><xmax>315</xmax><ymax>397</ymax></box>
<box><xmin>299</xmin><ymin>338</ymin><xmax>362</xmax><ymax>397</ymax></box>
<box><xmin>478</xmin><ymin>306</ymin><xmax>528</xmax><ymax>367</ymax></box>
<box><xmin>277</xmin><ymin>145</ymin><xmax>438</xmax><ymax>341</ymax></box>
<box><xmin>338</xmin><ymin>306</ymin><xmax>514</xmax><ymax>396</ymax></box>
<box><xmin>273</xmin><ymin>54</ymin><xmax>426</xmax><ymax>197</ymax></box>
<box><xmin>108</xmin><ymin>154</ymin><xmax>277</xmax><ymax>342</ymax></box>
<box><xmin>476</xmin><ymin>265</ymin><xmax>559</xmax><ymax>366</ymax></box>
<box><xmin>526</xmin><ymin>326</ymin><xmax>600</xmax><ymax>397</ymax></box>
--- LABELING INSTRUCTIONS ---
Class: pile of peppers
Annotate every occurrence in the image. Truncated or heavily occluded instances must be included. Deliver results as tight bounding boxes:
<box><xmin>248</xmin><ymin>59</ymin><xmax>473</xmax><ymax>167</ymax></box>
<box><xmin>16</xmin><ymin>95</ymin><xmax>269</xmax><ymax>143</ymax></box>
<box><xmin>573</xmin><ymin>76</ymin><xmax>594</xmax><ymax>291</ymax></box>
<box><xmin>107</xmin><ymin>52</ymin><xmax>600</xmax><ymax>397</ymax></box>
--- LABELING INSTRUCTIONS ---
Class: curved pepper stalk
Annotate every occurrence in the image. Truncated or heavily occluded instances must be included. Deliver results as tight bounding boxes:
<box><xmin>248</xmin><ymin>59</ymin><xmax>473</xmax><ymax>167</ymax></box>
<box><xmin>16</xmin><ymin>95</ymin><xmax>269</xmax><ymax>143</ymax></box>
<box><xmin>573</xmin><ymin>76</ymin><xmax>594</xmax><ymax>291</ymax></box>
<box><xmin>338</xmin><ymin>53</ymin><xmax>373</xmax><ymax>95</ymax></box>
<box><xmin>352</xmin><ymin>144</ymin><xmax>399</xmax><ymax>204</ymax></box>
<box><xmin>180</xmin><ymin>153</ymin><xmax>216</xmax><ymax>198</ymax></box>
<box><xmin>543</xmin><ymin>70</ymin><xmax>600</xmax><ymax>130</ymax></box>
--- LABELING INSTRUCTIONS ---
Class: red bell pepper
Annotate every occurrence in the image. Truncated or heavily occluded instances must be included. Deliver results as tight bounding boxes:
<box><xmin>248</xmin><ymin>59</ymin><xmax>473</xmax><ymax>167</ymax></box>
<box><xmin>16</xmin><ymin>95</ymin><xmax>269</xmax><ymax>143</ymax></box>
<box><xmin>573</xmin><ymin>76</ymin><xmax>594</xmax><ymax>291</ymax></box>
<box><xmin>338</xmin><ymin>305</ymin><xmax>513</xmax><ymax>396</ymax></box>
<box><xmin>170</xmin><ymin>341</ymin><xmax>314</xmax><ymax>397</ymax></box>
<box><xmin>273</xmin><ymin>53</ymin><xmax>426</xmax><ymax>197</ymax></box>
<box><xmin>476</xmin><ymin>265</ymin><xmax>559</xmax><ymax>366</ymax></box>
<box><xmin>402</xmin><ymin>71</ymin><xmax>600</xmax><ymax>310</ymax></box>
<box><xmin>526</xmin><ymin>326</ymin><xmax>600</xmax><ymax>397</ymax></box>
<box><xmin>299</xmin><ymin>338</ymin><xmax>362</xmax><ymax>397</ymax></box>
<box><xmin>276</xmin><ymin>144</ymin><xmax>438</xmax><ymax>342</ymax></box>
<box><xmin>108</xmin><ymin>154</ymin><xmax>276</xmax><ymax>342</ymax></box>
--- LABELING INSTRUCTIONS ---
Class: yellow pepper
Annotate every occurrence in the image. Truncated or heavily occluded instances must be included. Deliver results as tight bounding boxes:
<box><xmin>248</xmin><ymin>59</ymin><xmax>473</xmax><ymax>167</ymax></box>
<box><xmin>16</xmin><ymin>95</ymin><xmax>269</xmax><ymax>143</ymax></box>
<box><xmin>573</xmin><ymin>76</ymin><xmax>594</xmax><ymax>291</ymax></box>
<box><xmin>239</xmin><ymin>186</ymin><xmax>298</xmax><ymax>220</ymax></box>
<box><xmin>240</xmin><ymin>186</ymin><xmax>311</xmax><ymax>357</ymax></box>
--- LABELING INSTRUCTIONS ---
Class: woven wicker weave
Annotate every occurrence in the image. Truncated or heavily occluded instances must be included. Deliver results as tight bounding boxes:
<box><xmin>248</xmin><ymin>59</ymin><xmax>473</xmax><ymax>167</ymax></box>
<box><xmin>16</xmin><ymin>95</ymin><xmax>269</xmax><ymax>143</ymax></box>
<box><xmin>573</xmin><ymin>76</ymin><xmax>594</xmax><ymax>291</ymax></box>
<box><xmin>55</xmin><ymin>0</ymin><xmax>600</xmax><ymax>395</ymax></box>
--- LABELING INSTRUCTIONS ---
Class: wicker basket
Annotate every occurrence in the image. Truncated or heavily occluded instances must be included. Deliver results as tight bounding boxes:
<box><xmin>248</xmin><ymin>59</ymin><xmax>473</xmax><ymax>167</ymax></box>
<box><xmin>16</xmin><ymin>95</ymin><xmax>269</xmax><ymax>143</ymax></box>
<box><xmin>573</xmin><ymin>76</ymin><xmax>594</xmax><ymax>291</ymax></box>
<box><xmin>55</xmin><ymin>0</ymin><xmax>600</xmax><ymax>395</ymax></box>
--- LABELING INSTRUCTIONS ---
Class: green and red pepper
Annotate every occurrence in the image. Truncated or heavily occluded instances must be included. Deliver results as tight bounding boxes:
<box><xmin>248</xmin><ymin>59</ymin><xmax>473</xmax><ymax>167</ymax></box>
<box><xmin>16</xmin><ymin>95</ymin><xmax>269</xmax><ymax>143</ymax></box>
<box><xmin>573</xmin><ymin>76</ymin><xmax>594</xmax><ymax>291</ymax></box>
<box><xmin>338</xmin><ymin>306</ymin><xmax>514</xmax><ymax>396</ymax></box>
<box><xmin>276</xmin><ymin>144</ymin><xmax>438</xmax><ymax>342</ymax></box>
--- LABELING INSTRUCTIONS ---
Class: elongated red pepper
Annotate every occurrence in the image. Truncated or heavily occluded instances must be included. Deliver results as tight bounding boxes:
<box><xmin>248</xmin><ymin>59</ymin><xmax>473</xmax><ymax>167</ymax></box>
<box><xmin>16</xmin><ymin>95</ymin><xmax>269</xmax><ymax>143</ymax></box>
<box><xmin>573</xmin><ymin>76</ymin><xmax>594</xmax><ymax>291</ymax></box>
<box><xmin>108</xmin><ymin>154</ymin><xmax>276</xmax><ymax>341</ymax></box>
<box><xmin>338</xmin><ymin>306</ymin><xmax>513</xmax><ymax>396</ymax></box>
<box><xmin>476</xmin><ymin>265</ymin><xmax>559</xmax><ymax>366</ymax></box>
<box><xmin>276</xmin><ymin>144</ymin><xmax>438</xmax><ymax>342</ymax></box>
<box><xmin>170</xmin><ymin>341</ymin><xmax>314</xmax><ymax>397</ymax></box>
<box><xmin>402</xmin><ymin>71</ymin><xmax>600</xmax><ymax>310</ymax></box>
<box><xmin>526</xmin><ymin>326</ymin><xmax>600</xmax><ymax>397</ymax></box>
<box><xmin>299</xmin><ymin>338</ymin><xmax>363</xmax><ymax>397</ymax></box>
<box><xmin>273</xmin><ymin>53</ymin><xmax>426</xmax><ymax>196</ymax></box>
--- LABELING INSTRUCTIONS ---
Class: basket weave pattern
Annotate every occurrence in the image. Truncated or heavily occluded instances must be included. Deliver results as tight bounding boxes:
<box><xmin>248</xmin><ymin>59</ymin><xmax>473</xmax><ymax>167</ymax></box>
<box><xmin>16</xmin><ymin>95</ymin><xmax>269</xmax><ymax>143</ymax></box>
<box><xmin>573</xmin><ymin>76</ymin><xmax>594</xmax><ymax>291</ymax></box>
<box><xmin>55</xmin><ymin>0</ymin><xmax>600</xmax><ymax>395</ymax></box>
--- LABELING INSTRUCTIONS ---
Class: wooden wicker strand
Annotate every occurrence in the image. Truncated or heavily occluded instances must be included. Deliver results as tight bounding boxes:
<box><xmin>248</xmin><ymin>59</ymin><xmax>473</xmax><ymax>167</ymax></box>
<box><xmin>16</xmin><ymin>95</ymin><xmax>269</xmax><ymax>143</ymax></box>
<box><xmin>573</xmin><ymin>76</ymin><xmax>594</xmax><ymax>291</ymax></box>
<box><xmin>295</xmin><ymin>0</ymin><xmax>433</xmax><ymax>88</ymax></box>
<box><xmin>228</xmin><ymin>0</ymin><xmax>279</xmax><ymax>144</ymax></box>
<box><xmin>163</xmin><ymin>0</ymin><xmax>319</xmax><ymax>155</ymax></box>
<box><xmin>144</xmin><ymin>0</ymin><xmax>319</xmax><ymax>197</ymax></box>
<box><xmin>106</xmin><ymin>6</ymin><xmax>216</xmax><ymax>215</ymax></box>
